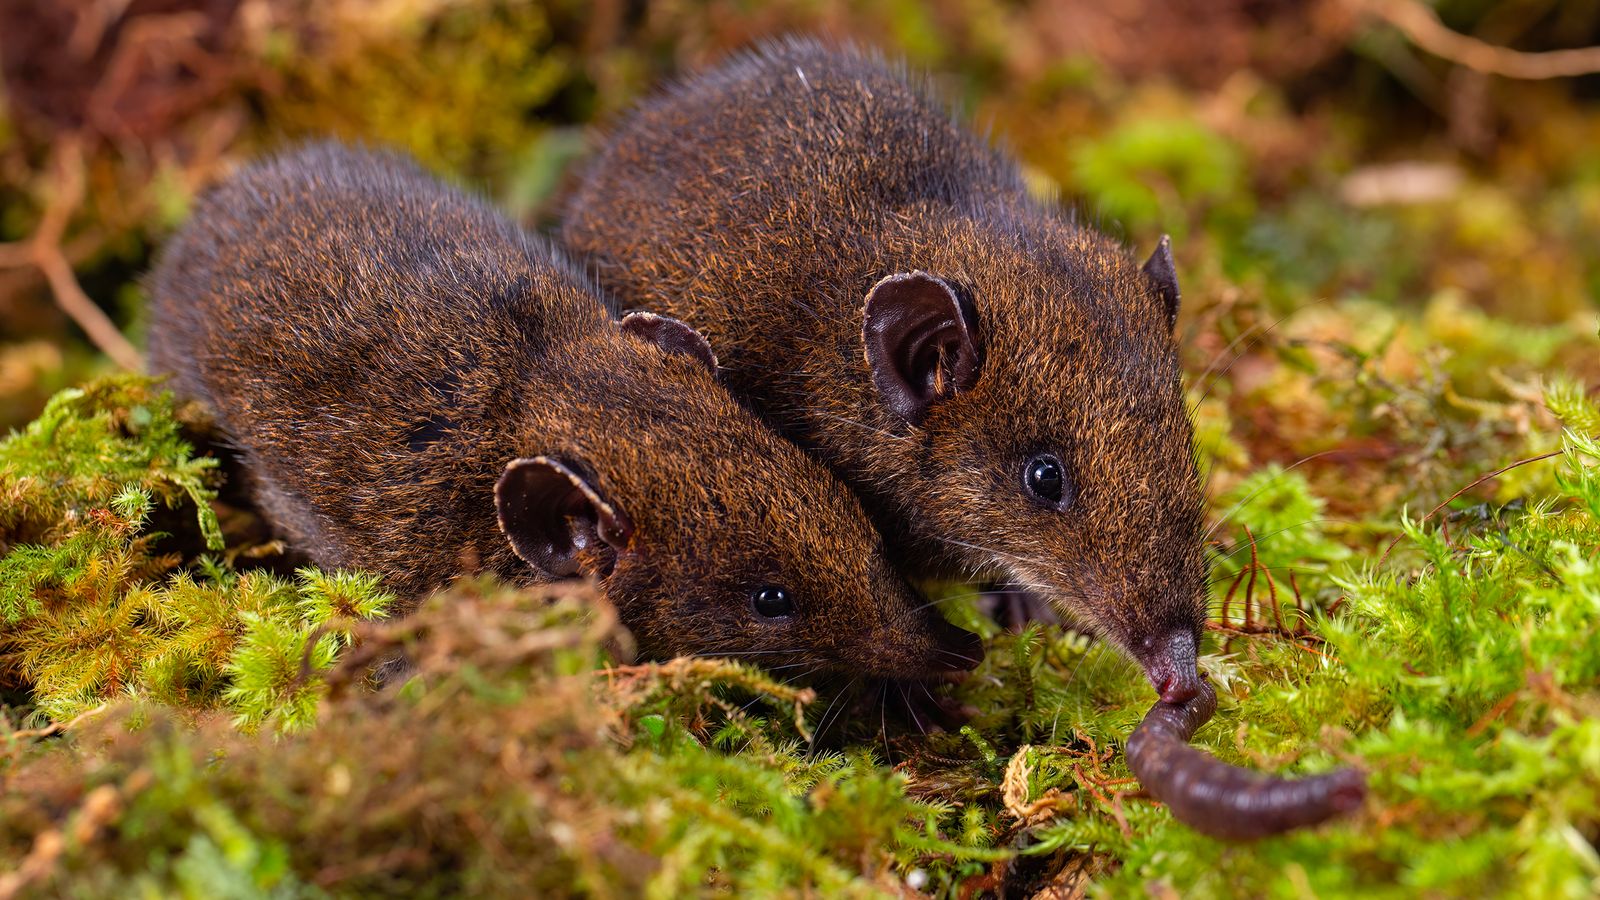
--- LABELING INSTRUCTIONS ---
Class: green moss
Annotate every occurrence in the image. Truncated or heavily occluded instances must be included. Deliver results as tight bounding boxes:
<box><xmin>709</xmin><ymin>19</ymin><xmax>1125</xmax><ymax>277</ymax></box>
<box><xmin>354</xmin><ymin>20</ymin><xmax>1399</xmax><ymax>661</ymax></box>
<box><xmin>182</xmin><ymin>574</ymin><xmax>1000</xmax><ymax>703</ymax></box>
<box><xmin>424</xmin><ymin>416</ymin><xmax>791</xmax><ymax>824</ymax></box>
<box><xmin>1</xmin><ymin>582</ymin><xmax>1003</xmax><ymax>897</ymax></box>
<box><xmin>262</xmin><ymin>2</ymin><xmax>573</xmax><ymax>187</ymax></box>
<box><xmin>1070</xmin><ymin>115</ymin><xmax>1248</xmax><ymax>239</ymax></box>
<box><xmin>0</xmin><ymin>375</ymin><xmax>220</xmax><ymax>559</ymax></box>
<box><xmin>0</xmin><ymin>377</ymin><xmax>391</xmax><ymax>730</ymax></box>
<box><xmin>3</xmin><ymin>2</ymin><xmax>1600</xmax><ymax>894</ymax></box>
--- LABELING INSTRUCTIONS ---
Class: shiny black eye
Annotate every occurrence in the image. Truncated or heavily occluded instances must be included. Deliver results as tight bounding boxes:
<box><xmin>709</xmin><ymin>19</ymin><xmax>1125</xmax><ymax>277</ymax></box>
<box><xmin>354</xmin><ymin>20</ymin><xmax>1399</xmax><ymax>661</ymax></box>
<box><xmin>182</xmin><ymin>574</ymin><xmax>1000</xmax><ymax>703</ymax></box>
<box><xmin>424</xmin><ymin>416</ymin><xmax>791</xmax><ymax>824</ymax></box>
<box><xmin>1024</xmin><ymin>454</ymin><xmax>1070</xmax><ymax>508</ymax></box>
<box><xmin>751</xmin><ymin>585</ymin><xmax>794</xmax><ymax>620</ymax></box>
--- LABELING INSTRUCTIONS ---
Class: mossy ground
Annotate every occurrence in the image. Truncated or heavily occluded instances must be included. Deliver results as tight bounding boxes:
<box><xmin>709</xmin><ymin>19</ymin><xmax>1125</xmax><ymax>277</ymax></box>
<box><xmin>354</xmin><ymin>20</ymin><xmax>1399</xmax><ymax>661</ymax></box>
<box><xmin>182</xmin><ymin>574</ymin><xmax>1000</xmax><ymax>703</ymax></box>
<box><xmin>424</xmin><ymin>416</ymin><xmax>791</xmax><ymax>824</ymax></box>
<box><xmin>1</xmin><ymin>2</ymin><xmax>1598</xmax><ymax>896</ymax></box>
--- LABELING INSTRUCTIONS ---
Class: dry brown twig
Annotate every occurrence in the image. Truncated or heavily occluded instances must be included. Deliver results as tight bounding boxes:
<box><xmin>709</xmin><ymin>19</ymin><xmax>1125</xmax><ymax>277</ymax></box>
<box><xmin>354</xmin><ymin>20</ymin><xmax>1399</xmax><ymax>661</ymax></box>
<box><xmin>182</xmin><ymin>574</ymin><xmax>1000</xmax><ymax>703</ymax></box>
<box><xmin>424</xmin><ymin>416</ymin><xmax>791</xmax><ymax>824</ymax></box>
<box><xmin>3</xmin><ymin>136</ymin><xmax>143</xmax><ymax>370</ymax></box>
<box><xmin>1355</xmin><ymin>0</ymin><xmax>1600</xmax><ymax>79</ymax></box>
<box><xmin>1</xmin><ymin>703</ymin><xmax>109</xmax><ymax>745</ymax></box>
<box><xmin>0</xmin><ymin>782</ymin><xmax>122</xmax><ymax>900</ymax></box>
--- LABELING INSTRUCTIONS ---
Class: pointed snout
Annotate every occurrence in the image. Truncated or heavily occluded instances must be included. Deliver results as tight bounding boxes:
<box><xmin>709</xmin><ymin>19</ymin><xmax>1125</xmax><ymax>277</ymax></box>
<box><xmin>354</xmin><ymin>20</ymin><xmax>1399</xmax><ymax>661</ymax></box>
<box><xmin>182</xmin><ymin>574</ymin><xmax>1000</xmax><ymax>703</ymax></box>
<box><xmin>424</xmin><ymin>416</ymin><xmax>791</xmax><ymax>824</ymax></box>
<box><xmin>1136</xmin><ymin>628</ymin><xmax>1202</xmax><ymax>704</ymax></box>
<box><xmin>929</xmin><ymin>616</ymin><xmax>985</xmax><ymax>674</ymax></box>
<box><xmin>856</xmin><ymin>615</ymin><xmax>982</xmax><ymax>682</ymax></box>
<box><xmin>859</xmin><ymin>583</ymin><xmax>985</xmax><ymax>681</ymax></box>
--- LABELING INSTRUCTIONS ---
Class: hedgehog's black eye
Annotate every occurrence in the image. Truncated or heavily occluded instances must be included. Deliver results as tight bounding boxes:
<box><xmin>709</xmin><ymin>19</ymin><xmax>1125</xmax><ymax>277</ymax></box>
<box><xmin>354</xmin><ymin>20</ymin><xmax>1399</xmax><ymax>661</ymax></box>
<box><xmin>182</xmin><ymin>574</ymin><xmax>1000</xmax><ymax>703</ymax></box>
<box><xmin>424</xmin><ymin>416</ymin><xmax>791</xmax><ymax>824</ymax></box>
<box><xmin>1023</xmin><ymin>454</ymin><xmax>1072</xmax><ymax>509</ymax></box>
<box><xmin>751</xmin><ymin>585</ymin><xmax>794</xmax><ymax>620</ymax></box>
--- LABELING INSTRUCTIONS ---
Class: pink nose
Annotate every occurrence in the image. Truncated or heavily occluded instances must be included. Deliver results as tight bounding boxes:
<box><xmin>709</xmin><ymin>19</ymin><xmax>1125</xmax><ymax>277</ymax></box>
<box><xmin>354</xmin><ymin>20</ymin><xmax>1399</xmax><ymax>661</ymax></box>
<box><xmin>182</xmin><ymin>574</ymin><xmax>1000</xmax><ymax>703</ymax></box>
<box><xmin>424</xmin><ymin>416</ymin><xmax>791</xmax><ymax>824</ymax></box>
<box><xmin>1141</xmin><ymin>629</ymin><xmax>1202</xmax><ymax>705</ymax></box>
<box><xmin>1157</xmin><ymin>671</ymin><xmax>1202</xmax><ymax>704</ymax></box>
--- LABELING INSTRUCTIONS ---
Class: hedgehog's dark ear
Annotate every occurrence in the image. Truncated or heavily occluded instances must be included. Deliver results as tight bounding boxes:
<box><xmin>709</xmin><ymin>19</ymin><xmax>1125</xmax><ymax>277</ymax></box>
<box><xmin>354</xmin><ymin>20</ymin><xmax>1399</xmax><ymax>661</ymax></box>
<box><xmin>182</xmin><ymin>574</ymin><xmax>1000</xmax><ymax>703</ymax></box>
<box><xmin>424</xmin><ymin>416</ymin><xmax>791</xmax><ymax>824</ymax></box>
<box><xmin>495</xmin><ymin>456</ymin><xmax>634</xmax><ymax>579</ymax></box>
<box><xmin>620</xmin><ymin>311</ymin><xmax>718</xmax><ymax>374</ymax></box>
<box><xmin>862</xmin><ymin>271</ymin><xmax>982</xmax><ymax>425</ymax></box>
<box><xmin>1143</xmin><ymin>235</ymin><xmax>1180</xmax><ymax>331</ymax></box>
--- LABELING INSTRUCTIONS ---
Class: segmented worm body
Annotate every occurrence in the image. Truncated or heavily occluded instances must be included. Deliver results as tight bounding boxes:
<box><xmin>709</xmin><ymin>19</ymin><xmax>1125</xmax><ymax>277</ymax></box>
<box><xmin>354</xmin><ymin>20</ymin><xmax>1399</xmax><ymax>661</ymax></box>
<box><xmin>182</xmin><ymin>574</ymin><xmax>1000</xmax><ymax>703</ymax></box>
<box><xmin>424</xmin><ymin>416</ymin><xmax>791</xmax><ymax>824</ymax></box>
<box><xmin>1125</xmin><ymin>680</ymin><xmax>1367</xmax><ymax>840</ymax></box>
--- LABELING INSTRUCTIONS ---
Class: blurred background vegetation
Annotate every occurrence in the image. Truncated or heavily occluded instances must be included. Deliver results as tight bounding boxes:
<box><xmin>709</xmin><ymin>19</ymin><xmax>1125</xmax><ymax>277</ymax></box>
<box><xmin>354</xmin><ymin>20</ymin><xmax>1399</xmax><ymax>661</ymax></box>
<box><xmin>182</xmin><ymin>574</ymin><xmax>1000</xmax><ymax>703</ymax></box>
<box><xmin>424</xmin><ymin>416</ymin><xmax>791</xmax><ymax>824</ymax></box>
<box><xmin>0</xmin><ymin>0</ymin><xmax>1596</xmax><ymax>504</ymax></box>
<box><xmin>2</xmin><ymin>1</ymin><xmax>1599</xmax><ymax>897</ymax></box>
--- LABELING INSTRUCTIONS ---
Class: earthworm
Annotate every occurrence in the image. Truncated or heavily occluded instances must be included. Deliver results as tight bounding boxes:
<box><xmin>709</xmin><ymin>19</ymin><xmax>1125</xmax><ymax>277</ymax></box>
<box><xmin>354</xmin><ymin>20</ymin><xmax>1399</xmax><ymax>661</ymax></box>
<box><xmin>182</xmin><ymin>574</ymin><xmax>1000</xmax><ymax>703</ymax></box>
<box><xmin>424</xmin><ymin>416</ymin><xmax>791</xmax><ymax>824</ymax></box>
<box><xmin>1125</xmin><ymin>679</ymin><xmax>1367</xmax><ymax>840</ymax></box>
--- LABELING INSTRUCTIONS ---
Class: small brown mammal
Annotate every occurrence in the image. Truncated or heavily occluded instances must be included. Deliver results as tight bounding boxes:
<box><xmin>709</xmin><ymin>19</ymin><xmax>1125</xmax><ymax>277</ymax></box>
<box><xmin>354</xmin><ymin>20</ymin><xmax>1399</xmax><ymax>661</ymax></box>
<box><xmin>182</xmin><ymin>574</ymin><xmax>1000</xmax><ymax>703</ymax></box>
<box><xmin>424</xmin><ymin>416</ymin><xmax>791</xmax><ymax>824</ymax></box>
<box><xmin>563</xmin><ymin>40</ymin><xmax>1207</xmax><ymax>701</ymax></box>
<box><xmin>146</xmin><ymin>141</ymin><xmax>981</xmax><ymax>680</ymax></box>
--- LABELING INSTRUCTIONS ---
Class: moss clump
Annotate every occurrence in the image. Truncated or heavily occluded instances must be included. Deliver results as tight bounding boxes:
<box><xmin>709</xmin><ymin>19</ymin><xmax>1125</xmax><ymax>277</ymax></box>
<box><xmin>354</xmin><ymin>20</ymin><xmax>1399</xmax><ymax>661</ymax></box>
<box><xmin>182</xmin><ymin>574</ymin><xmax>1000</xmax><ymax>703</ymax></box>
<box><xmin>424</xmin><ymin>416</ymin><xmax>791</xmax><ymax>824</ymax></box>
<box><xmin>7</xmin><ymin>378</ymin><xmax>1595</xmax><ymax>896</ymax></box>
<box><xmin>0</xmin><ymin>580</ymin><xmax>1002</xmax><ymax>898</ymax></box>
<box><xmin>0</xmin><ymin>377</ymin><xmax>392</xmax><ymax>730</ymax></box>
<box><xmin>856</xmin><ymin>385</ymin><xmax>1596</xmax><ymax>898</ymax></box>
<box><xmin>3</xmin><ymin>2</ymin><xmax>1600</xmax><ymax>894</ymax></box>
<box><xmin>0</xmin><ymin>375</ymin><xmax>221</xmax><ymax>559</ymax></box>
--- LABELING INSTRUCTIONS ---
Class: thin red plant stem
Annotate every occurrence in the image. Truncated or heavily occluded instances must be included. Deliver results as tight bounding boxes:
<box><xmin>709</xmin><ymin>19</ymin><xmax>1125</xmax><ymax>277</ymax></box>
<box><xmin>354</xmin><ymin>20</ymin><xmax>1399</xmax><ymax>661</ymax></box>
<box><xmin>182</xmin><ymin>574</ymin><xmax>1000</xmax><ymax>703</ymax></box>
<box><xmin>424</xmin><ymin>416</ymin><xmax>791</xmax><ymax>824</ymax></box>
<box><xmin>1266</xmin><ymin>569</ymin><xmax>1285</xmax><ymax>633</ymax></box>
<box><xmin>1243</xmin><ymin>525</ymin><xmax>1259</xmax><ymax>628</ymax></box>
<box><xmin>1375</xmin><ymin>448</ymin><xmax>1565</xmax><ymax>570</ymax></box>
<box><xmin>1288</xmin><ymin>569</ymin><xmax>1306</xmax><ymax>630</ymax></box>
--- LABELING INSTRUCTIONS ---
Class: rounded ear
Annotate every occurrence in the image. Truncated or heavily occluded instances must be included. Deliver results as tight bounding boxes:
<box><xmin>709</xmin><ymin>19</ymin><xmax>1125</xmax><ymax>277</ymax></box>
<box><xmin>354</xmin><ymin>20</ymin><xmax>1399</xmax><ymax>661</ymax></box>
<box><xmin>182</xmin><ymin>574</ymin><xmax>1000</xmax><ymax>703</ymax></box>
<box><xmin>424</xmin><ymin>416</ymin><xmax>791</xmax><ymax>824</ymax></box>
<box><xmin>862</xmin><ymin>271</ymin><xmax>982</xmax><ymax>424</ymax></box>
<box><xmin>494</xmin><ymin>456</ymin><xmax>634</xmax><ymax>578</ymax></box>
<box><xmin>1142</xmin><ymin>234</ymin><xmax>1180</xmax><ymax>331</ymax></box>
<box><xmin>620</xmin><ymin>311</ymin><xmax>718</xmax><ymax>374</ymax></box>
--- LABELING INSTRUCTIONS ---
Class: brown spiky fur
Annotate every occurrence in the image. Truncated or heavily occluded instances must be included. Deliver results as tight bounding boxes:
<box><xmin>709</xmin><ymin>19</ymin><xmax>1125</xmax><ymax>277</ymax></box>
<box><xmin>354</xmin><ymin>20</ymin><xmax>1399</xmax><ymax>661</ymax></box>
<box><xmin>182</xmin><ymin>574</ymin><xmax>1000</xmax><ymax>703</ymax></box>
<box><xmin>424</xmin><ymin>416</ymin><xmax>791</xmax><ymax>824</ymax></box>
<box><xmin>562</xmin><ymin>40</ymin><xmax>1207</xmax><ymax>695</ymax></box>
<box><xmin>146</xmin><ymin>142</ymin><xmax>980</xmax><ymax>680</ymax></box>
